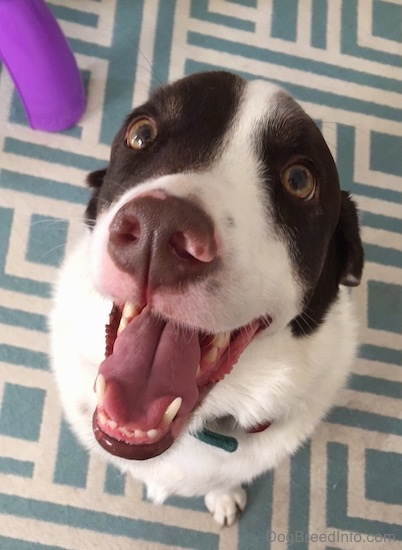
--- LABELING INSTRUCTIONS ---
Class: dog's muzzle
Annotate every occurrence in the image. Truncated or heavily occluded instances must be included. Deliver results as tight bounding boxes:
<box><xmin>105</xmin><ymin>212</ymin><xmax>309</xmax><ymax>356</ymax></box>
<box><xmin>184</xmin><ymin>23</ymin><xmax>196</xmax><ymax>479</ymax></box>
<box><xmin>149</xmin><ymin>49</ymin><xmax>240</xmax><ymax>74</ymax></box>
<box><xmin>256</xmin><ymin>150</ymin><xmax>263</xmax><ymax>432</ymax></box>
<box><xmin>91</xmin><ymin>192</ymin><xmax>271</xmax><ymax>461</ymax></box>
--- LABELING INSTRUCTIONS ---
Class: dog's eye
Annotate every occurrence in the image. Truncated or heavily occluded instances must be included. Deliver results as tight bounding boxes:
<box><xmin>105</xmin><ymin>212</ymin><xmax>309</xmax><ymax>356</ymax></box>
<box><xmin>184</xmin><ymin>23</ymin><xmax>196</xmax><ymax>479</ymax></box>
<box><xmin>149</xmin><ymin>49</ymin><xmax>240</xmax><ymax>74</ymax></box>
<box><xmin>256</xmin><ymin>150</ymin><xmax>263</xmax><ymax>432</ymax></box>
<box><xmin>281</xmin><ymin>164</ymin><xmax>316</xmax><ymax>200</ymax></box>
<box><xmin>126</xmin><ymin>118</ymin><xmax>157</xmax><ymax>149</ymax></box>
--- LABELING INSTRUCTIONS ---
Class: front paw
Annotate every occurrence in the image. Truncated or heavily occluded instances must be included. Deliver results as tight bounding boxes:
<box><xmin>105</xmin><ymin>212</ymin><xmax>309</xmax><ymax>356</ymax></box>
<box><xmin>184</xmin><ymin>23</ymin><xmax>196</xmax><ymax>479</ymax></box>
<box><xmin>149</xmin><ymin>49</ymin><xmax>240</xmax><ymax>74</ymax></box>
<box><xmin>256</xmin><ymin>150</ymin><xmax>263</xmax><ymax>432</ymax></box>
<box><xmin>146</xmin><ymin>483</ymin><xmax>169</xmax><ymax>505</ymax></box>
<box><xmin>205</xmin><ymin>486</ymin><xmax>247</xmax><ymax>526</ymax></box>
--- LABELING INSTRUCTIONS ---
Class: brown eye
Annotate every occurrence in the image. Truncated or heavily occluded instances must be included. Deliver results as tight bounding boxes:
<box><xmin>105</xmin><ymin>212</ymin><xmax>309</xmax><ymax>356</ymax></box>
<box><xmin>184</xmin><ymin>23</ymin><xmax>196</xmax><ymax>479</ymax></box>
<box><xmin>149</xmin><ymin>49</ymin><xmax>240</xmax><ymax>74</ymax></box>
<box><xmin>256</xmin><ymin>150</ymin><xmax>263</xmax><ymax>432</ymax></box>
<box><xmin>126</xmin><ymin>117</ymin><xmax>157</xmax><ymax>149</ymax></box>
<box><xmin>281</xmin><ymin>164</ymin><xmax>316</xmax><ymax>200</ymax></box>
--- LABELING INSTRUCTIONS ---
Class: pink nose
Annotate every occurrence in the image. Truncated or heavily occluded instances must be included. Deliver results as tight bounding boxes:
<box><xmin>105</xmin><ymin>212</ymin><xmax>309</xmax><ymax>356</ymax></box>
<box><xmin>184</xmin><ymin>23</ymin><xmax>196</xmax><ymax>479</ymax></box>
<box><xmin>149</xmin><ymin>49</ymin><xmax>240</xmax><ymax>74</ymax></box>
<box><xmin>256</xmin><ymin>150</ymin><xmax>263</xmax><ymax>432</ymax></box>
<box><xmin>108</xmin><ymin>194</ymin><xmax>219</xmax><ymax>293</ymax></box>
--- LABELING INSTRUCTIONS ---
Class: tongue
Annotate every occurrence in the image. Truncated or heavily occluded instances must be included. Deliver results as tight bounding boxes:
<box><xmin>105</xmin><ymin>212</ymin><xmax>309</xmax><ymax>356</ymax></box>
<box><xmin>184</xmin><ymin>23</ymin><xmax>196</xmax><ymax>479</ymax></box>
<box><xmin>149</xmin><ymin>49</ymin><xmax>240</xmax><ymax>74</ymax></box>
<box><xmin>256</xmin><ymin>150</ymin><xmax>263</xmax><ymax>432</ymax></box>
<box><xmin>98</xmin><ymin>309</ymin><xmax>201</xmax><ymax>430</ymax></box>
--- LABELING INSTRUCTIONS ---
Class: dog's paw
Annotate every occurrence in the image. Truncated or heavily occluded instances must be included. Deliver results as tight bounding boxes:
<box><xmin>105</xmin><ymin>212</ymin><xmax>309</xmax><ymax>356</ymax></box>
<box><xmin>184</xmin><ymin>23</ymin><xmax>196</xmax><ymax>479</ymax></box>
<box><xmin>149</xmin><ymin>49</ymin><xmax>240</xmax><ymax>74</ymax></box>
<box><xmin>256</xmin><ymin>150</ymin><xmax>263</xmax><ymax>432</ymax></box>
<box><xmin>146</xmin><ymin>483</ymin><xmax>169</xmax><ymax>505</ymax></box>
<box><xmin>205</xmin><ymin>486</ymin><xmax>247</xmax><ymax>526</ymax></box>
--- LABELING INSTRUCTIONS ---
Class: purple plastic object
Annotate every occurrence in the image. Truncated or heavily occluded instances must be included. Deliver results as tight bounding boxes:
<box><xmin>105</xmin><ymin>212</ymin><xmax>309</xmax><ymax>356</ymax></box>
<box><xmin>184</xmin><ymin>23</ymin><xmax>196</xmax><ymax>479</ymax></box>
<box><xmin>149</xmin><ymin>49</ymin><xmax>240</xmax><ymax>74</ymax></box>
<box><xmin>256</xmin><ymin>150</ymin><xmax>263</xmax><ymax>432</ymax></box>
<box><xmin>0</xmin><ymin>0</ymin><xmax>86</xmax><ymax>131</ymax></box>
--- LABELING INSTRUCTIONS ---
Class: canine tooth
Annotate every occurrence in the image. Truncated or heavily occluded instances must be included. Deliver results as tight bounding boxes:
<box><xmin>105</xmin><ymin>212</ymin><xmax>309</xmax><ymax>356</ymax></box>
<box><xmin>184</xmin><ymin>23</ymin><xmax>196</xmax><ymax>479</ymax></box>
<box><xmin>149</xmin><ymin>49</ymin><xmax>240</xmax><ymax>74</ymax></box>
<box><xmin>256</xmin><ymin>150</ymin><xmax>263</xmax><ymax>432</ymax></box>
<box><xmin>117</xmin><ymin>317</ymin><xmax>129</xmax><ymax>335</ymax></box>
<box><xmin>122</xmin><ymin>301</ymin><xmax>139</xmax><ymax>320</ymax></box>
<box><xmin>107</xmin><ymin>419</ymin><xmax>118</xmax><ymax>430</ymax></box>
<box><xmin>213</xmin><ymin>331</ymin><xmax>230</xmax><ymax>350</ymax></box>
<box><xmin>162</xmin><ymin>397</ymin><xmax>182</xmax><ymax>426</ymax></box>
<box><xmin>118</xmin><ymin>302</ymin><xmax>140</xmax><ymax>334</ymax></box>
<box><xmin>95</xmin><ymin>374</ymin><xmax>106</xmax><ymax>406</ymax></box>
<box><xmin>147</xmin><ymin>429</ymin><xmax>160</xmax><ymax>440</ymax></box>
<box><xmin>204</xmin><ymin>346</ymin><xmax>218</xmax><ymax>364</ymax></box>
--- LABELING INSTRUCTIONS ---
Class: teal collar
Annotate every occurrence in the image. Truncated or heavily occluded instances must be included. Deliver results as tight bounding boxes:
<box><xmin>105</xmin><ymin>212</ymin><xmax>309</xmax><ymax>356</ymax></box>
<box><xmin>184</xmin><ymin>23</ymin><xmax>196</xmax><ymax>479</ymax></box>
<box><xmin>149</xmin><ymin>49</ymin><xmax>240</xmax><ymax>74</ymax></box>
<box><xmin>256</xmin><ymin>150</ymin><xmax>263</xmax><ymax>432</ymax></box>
<box><xmin>194</xmin><ymin>428</ymin><xmax>238</xmax><ymax>452</ymax></box>
<box><xmin>194</xmin><ymin>421</ymin><xmax>271</xmax><ymax>453</ymax></box>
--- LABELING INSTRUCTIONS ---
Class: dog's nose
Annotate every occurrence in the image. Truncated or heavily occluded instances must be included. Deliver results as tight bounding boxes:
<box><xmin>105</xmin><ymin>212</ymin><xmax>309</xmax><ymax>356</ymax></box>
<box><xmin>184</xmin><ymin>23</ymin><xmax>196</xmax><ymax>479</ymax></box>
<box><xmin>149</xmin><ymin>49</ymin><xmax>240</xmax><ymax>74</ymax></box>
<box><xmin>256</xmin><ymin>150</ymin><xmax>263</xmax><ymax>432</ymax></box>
<box><xmin>108</xmin><ymin>194</ymin><xmax>219</xmax><ymax>293</ymax></box>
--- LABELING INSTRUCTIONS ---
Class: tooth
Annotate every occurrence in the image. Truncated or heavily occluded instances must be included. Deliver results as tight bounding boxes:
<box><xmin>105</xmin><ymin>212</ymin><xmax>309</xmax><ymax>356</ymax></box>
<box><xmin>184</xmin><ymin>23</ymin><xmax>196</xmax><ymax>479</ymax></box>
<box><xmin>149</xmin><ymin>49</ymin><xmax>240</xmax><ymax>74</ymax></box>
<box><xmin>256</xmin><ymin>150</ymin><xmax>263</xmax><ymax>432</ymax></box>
<box><xmin>117</xmin><ymin>317</ymin><xmax>129</xmax><ymax>335</ymax></box>
<box><xmin>122</xmin><ymin>301</ymin><xmax>139</xmax><ymax>320</ymax></box>
<box><xmin>95</xmin><ymin>374</ymin><xmax>106</xmax><ymax>406</ymax></box>
<box><xmin>98</xmin><ymin>411</ymin><xmax>108</xmax><ymax>426</ymax></box>
<box><xmin>134</xmin><ymin>429</ymin><xmax>145</xmax><ymax>438</ymax></box>
<box><xmin>120</xmin><ymin>427</ymin><xmax>134</xmax><ymax>437</ymax></box>
<box><xmin>204</xmin><ymin>346</ymin><xmax>218</xmax><ymax>364</ymax></box>
<box><xmin>118</xmin><ymin>302</ymin><xmax>140</xmax><ymax>334</ymax></box>
<box><xmin>147</xmin><ymin>429</ymin><xmax>160</xmax><ymax>440</ymax></box>
<box><xmin>107</xmin><ymin>419</ymin><xmax>117</xmax><ymax>430</ymax></box>
<box><xmin>162</xmin><ymin>397</ymin><xmax>182</xmax><ymax>426</ymax></box>
<box><xmin>213</xmin><ymin>331</ymin><xmax>230</xmax><ymax>349</ymax></box>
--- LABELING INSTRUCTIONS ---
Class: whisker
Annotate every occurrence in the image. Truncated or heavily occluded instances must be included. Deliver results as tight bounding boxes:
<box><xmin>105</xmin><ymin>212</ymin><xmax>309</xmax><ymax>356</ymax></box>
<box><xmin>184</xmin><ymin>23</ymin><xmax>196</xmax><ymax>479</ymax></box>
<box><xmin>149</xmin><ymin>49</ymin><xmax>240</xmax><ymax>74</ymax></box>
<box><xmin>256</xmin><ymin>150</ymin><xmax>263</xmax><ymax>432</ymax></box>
<box><xmin>33</xmin><ymin>244</ymin><xmax>67</xmax><ymax>263</ymax></box>
<box><xmin>293</xmin><ymin>316</ymin><xmax>308</xmax><ymax>338</ymax></box>
<box><xmin>137</xmin><ymin>47</ymin><xmax>164</xmax><ymax>89</ymax></box>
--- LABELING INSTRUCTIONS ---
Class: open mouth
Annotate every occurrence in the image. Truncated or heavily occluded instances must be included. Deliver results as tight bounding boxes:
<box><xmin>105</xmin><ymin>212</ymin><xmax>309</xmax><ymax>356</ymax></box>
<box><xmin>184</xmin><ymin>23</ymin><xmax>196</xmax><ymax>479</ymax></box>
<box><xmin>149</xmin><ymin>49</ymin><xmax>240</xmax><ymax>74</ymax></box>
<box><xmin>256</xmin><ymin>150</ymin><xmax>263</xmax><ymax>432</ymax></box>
<box><xmin>92</xmin><ymin>302</ymin><xmax>271</xmax><ymax>460</ymax></box>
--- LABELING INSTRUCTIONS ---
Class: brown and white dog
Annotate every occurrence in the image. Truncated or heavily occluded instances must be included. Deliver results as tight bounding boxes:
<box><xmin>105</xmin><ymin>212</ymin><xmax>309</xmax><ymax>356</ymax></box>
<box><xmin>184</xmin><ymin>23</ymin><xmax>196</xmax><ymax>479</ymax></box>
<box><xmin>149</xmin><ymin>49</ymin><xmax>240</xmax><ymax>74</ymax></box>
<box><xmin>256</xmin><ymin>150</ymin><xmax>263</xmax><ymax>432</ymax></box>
<box><xmin>50</xmin><ymin>71</ymin><xmax>364</xmax><ymax>526</ymax></box>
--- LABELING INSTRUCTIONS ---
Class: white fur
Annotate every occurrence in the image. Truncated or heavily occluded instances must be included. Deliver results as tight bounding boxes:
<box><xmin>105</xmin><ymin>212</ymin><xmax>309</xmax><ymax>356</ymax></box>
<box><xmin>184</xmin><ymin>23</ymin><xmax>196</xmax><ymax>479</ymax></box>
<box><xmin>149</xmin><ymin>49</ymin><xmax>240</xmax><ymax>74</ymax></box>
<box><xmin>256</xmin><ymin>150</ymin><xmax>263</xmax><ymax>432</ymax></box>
<box><xmin>50</xmin><ymin>79</ymin><xmax>359</xmax><ymax>526</ymax></box>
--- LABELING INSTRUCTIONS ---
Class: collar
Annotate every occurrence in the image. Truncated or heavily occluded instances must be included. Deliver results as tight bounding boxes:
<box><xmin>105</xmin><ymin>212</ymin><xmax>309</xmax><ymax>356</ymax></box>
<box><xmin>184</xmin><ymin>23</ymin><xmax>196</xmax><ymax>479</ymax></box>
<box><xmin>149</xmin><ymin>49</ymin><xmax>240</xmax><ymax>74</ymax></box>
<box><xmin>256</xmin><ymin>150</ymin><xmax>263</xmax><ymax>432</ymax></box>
<box><xmin>193</xmin><ymin>421</ymin><xmax>272</xmax><ymax>453</ymax></box>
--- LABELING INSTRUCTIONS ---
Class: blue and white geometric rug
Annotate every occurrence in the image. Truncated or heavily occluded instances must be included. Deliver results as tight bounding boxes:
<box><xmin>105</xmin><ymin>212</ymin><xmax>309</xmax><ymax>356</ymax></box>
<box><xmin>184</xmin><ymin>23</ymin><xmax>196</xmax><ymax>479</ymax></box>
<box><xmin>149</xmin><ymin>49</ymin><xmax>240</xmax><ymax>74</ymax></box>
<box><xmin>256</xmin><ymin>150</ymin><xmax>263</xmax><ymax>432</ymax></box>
<box><xmin>0</xmin><ymin>1</ymin><xmax>401</xmax><ymax>548</ymax></box>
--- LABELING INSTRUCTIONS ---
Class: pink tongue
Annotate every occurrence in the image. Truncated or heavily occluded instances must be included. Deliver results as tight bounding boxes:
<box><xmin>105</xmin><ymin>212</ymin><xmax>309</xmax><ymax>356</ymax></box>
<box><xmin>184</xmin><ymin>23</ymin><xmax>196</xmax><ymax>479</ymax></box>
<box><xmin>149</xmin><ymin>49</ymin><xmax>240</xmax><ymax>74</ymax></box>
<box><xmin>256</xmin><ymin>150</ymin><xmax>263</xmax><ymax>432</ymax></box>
<box><xmin>98</xmin><ymin>309</ymin><xmax>201</xmax><ymax>430</ymax></box>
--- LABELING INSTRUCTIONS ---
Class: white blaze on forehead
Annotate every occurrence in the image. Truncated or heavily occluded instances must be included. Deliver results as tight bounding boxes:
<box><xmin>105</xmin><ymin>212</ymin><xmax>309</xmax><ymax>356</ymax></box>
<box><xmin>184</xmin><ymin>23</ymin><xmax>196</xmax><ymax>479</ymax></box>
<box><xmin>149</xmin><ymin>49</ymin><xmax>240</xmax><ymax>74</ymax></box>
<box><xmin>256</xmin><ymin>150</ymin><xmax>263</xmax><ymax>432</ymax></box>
<box><xmin>212</xmin><ymin>79</ymin><xmax>285</xmax><ymax>208</ymax></box>
<box><xmin>232</xmin><ymin>79</ymin><xmax>284</xmax><ymax>143</ymax></box>
<box><xmin>236</xmin><ymin>79</ymin><xmax>284</xmax><ymax>132</ymax></box>
<box><xmin>207</xmin><ymin>79</ymin><xmax>284</xmax><ymax>235</ymax></box>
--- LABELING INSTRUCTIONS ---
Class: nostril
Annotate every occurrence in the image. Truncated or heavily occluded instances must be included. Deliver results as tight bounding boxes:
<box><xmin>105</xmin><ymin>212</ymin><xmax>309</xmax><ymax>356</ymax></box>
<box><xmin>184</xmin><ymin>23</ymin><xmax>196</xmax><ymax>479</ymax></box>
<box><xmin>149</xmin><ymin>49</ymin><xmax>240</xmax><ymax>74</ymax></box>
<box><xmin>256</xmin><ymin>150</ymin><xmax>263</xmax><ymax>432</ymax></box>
<box><xmin>169</xmin><ymin>231</ymin><xmax>216</xmax><ymax>263</ymax></box>
<box><xmin>110</xmin><ymin>215</ymin><xmax>141</xmax><ymax>246</ymax></box>
<box><xmin>169</xmin><ymin>232</ymin><xmax>194</xmax><ymax>261</ymax></box>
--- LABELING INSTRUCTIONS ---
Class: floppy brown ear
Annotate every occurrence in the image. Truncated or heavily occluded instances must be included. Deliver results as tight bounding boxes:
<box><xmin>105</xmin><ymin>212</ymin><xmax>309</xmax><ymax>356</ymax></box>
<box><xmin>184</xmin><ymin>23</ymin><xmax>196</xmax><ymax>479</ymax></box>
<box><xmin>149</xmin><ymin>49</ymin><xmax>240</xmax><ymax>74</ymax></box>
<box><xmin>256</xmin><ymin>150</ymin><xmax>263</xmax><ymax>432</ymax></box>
<box><xmin>336</xmin><ymin>191</ymin><xmax>364</xmax><ymax>286</ymax></box>
<box><xmin>85</xmin><ymin>169</ymin><xmax>107</xmax><ymax>227</ymax></box>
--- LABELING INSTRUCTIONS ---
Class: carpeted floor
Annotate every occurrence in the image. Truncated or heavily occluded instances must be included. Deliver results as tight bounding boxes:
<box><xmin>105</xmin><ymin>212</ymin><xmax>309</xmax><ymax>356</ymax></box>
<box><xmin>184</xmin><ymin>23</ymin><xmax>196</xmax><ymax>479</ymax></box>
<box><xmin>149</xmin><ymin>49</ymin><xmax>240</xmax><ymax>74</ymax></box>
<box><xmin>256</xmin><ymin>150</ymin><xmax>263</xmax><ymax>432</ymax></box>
<box><xmin>0</xmin><ymin>1</ymin><xmax>401</xmax><ymax>549</ymax></box>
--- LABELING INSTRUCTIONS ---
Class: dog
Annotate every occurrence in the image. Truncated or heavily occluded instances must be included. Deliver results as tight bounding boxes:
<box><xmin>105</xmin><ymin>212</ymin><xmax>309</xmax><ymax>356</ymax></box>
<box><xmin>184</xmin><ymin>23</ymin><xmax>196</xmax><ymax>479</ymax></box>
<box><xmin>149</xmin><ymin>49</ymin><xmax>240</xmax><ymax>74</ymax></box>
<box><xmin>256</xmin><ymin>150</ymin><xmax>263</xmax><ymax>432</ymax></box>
<box><xmin>50</xmin><ymin>71</ymin><xmax>364</xmax><ymax>526</ymax></box>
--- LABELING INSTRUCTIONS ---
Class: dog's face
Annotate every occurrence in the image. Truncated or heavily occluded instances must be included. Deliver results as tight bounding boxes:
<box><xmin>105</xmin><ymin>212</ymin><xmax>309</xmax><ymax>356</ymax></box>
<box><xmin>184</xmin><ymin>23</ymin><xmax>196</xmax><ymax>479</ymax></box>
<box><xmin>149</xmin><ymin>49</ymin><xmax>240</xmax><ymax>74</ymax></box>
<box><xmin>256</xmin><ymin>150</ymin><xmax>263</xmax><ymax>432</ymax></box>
<box><xmin>85</xmin><ymin>72</ymin><xmax>363</xmax><ymax>461</ymax></box>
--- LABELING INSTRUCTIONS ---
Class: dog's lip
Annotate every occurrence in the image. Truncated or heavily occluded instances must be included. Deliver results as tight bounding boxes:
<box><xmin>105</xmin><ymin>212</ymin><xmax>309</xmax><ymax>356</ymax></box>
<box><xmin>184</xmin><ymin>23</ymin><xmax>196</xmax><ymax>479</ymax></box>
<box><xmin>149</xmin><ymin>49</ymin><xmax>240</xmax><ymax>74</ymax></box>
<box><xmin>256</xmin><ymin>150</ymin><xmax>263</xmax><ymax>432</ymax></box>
<box><xmin>93</xmin><ymin>409</ymin><xmax>176</xmax><ymax>460</ymax></box>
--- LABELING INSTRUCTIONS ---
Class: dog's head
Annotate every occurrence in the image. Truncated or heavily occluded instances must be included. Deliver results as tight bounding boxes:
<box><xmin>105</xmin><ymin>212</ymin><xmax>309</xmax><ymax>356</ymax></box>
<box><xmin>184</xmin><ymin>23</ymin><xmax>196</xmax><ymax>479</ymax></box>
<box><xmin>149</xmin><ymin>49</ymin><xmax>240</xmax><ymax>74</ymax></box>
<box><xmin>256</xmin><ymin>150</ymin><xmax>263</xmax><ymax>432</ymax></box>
<box><xmin>87</xmin><ymin>72</ymin><xmax>364</xmax><ymax>460</ymax></box>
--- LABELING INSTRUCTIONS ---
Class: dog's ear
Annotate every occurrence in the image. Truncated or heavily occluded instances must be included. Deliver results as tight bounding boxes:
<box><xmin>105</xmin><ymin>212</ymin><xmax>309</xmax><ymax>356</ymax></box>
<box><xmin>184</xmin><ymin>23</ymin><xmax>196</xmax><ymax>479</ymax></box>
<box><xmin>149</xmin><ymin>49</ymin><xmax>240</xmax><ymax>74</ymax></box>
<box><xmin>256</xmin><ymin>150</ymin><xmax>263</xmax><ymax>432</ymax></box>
<box><xmin>87</xmin><ymin>168</ymin><xmax>107</xmax><ymax>189</ymax></box>
<box><xmin>85</xmin><ymin>169</ymin><xmax>107</xmax><ymax>227</ymax></box>
<box><xmin>336</xmin><ymin>191</ymin><xmax>364</xmax><ymax>286</ymax></box>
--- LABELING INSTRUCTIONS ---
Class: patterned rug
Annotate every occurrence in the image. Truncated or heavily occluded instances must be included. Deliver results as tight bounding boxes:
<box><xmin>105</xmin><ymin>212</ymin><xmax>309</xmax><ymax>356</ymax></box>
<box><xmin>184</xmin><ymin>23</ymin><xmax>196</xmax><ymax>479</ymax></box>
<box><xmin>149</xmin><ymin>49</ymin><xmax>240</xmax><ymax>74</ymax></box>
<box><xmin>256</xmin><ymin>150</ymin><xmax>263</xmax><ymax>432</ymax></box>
<box><xmin>1</xmin><ymin>1</ymin><xmax>401</xmax><ymax>549</ymax></box>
